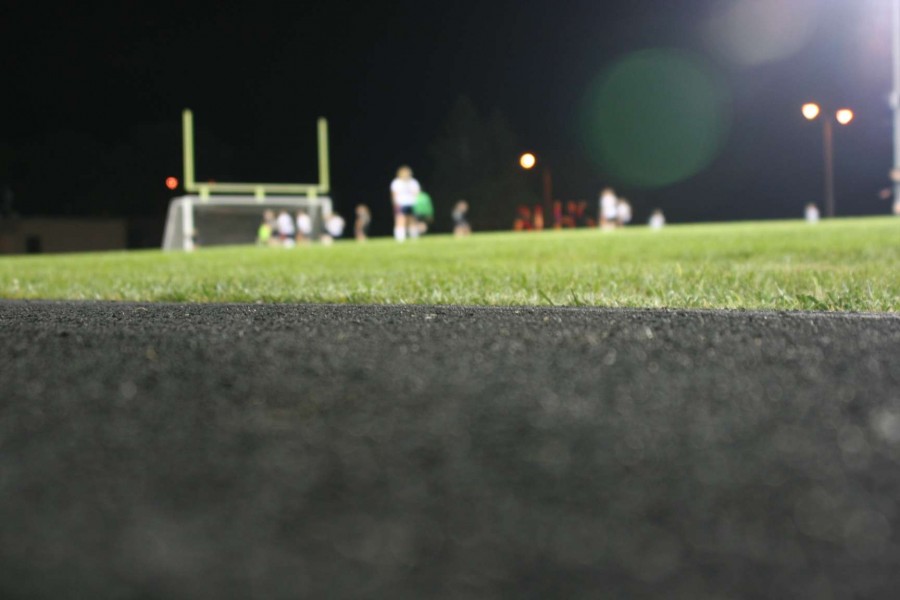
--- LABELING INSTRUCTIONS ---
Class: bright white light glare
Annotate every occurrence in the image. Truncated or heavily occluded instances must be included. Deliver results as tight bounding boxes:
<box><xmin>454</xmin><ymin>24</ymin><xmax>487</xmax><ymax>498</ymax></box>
<box><xmin>802</xmin><ymin>103</ymin><xmax>821</xmax><ymax>121</ymax></box>
<box><xmin>836</xmin><ymin>109</ymin><xmax>854</xmax><ymax>125</ymax></box>
<box><xmin>519</xmin><ymin>153</ymin><xmax>537</xmax><ymax>170</ymax></box>
<box><xmin>705</xmin><ymin>0</ymin><xmax>819</xmax><ymax>67</ymax></box>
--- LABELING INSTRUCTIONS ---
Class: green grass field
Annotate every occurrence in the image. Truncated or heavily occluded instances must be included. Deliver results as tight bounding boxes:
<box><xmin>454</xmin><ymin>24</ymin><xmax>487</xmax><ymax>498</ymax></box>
<box><xmin>1</xmin><ymin>217</ymin><xmax>898</xmax><ymax>311</ymax></box>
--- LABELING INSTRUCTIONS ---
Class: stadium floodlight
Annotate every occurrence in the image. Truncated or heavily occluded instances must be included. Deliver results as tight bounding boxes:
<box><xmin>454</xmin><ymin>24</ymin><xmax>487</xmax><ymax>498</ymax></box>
<box><xmin>519</xmin><ymin>152</ymin><xmax>537</xmax><ymax>170</ymax></box>
<box><xmin>894</xmin><ymin>0</ymin><xmax>900</xmax><ymax>214</ymax></box>
<box><xmin>162</xmin><ymin>109</ymin><xmax>333</xmax><ymax>251</ymax></box>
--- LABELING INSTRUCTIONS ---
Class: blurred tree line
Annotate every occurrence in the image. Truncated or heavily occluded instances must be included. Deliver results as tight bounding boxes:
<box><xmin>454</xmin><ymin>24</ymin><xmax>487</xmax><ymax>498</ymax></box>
<box><xmin>427</xmin><ymin>96</ymin><xmax>537</xmax><ymax>232</ymax></box>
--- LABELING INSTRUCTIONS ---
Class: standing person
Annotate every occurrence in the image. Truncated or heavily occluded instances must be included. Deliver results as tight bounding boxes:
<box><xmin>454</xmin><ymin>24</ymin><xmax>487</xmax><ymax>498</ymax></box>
<box><xmin>599</xmin><ymin>188</ymin><xmax>618</xmax><ymax>230</ymax></box>
<box><xmin>257</xmin><ymin>212</ymin><xmax>273</xmax><ymax>246</ymax></box>
<box><xmin>552</xmin><ymin>200</ymin><xmax>563</xmax><ymax>229</ymax></box>
<box><xmin>453</xmin><ymin>200</ymin><xmax>471</xmax><ymax>237</ymax></box>
<box><xmin>259</xmin><ymin>210</ymin><xmax>275</xmax><ymax>246</ymax></box>
<box><xmin>296</xmin><ymin>209</ymin><xmax>313</xmax><ymax>244</ymax></box>
<box><xmin>413</xmin><ymin>190</ymin><xmax>434</xmax><ymax>235</ymax></box>
<box><xmin>320</xmin><ymin>212</ymin><xmax>345</xmax><ymax>246</ymax></box>
<box><xmin>576</xmin><ymin>201</ymin><xmax>592</xmax><ymax>227</ymax></box>
<box><xmin>354</xmin><ymin>204</ymin><xmax>371</xmax><ymax>241</ymax></box>
<box><xmin>616</xmin><ymin>198</ymin><xmax>632</xmax><ymax>227</ymax></box>
<box><xmin>390</xmin><ymin>165</ymin><xmax>421</xmax><ymax>242</ymax></box>
<box><xmin>276</xmin><ymin>209</ymin><xmax>296</xmax><ymax>248</ymax></box>
<box><xmin>649</xmin><ymin>209</ymin><xmax>666</xmax><ymax>230</ymax></box>
<box><xmin>804</xmin><ymin>203</ymin><xmax>820</xmax><ymax>224</ymax></box>
<box><xmin>533</xmin><ymin>204</ymin><xmax>544</xmax><ymax>230</ymax></box>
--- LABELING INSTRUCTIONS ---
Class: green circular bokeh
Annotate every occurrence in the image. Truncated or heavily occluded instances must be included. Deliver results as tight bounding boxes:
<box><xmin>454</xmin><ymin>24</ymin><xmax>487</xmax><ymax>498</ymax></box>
<box><xmin>581</xmin><ymin>49</ymin><xmax>731</xmax><ymax>188</ymax></box>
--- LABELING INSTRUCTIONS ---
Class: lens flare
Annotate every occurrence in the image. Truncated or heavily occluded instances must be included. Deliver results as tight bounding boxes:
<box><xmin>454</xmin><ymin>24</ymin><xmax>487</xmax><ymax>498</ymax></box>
<box><xmin>705</xmin><ymin>0</ymin><xmax>819</xmax><ymax>67</ymax></box>
<box><xmin>579</xmin><ymin>49</ymin><xmax>731</xmax><ymax>188</ymax></box>
<box><xmin>165</xmin><ymin>176</ymin><xmax>179</xmax><ymax>190</ymax></box>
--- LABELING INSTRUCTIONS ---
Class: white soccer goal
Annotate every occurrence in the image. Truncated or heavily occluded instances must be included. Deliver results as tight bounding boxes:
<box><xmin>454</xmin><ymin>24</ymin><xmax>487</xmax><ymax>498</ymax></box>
<box><xmin>162</xmin><ymin>109</ymin><xmax>333</xmax><ymax>251</ymax></box>
<box><xmin>162</xmin><ymin>195</ymin><xmax>332</xmax><ymax>251</ymax></box>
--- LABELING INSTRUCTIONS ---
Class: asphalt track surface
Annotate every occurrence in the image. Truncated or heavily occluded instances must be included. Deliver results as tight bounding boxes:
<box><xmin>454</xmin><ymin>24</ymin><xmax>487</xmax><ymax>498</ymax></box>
<box><xmin>2</xmin><ymin>301</ymin><xmax>900</xmax><ymax>599</ymax></box>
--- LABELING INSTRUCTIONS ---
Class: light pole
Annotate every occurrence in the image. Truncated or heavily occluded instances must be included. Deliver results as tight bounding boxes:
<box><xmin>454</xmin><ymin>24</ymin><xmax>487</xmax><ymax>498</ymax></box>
<box><xmin>892</xmin><ymin>0</ymin><xmax>900</xmax><ymax>213</ymax></box>
<box><xmin>802</xmin><ymin>103</ymin><xmax>854</xmax><ymax>218</ymax></box>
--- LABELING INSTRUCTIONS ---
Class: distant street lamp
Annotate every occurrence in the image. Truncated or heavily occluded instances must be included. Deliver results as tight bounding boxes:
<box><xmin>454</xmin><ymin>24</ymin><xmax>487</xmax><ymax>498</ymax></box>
<box><xmin>519</xmin><ymin>153</ymin><xmax>552</xmax><ymax>204</ymax></box>
<box><xmin>803</xmin><ymin>103</ymin><xmax>854</xmax><ymax>218</ymax></box>
<box><xmin>519</xmin><ymin>152</ymin><xmax>553</xmax><ymax>215</ymax></box>
<box><xmin>802</xmin><ymin>103</ymin><xmax>820</xmax><ymax>120</ymax></box>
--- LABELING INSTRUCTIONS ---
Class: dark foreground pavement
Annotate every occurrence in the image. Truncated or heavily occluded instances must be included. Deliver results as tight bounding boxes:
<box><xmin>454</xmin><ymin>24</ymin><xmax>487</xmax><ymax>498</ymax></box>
<box><xmin>1</xmin><ymin>301</ymin><xmax>900</xmax><ymax>599</ymax></box>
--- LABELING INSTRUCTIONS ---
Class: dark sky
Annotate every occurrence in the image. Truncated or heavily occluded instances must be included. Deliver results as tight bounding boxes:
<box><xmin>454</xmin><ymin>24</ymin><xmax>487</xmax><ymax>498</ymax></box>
<box><xmin>1</xmin><ymin>0</ymin><xmax>897</xmax><ymax>229</ymax></box>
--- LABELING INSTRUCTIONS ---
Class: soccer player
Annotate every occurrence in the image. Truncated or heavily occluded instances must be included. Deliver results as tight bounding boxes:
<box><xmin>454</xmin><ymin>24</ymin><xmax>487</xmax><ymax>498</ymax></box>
<box><xmin>599</xmin><ymin>187</ymin><xmax>618</xmax><ymax>230</ymax></box>
<box><xmin>453</xmin><ymin>200</ymin><xmax>471</xmax><ymax>237</ymax></box>
<box><xmin>354</xmin><ymin>204</ymin><xmax>371</xmax><ymax>241</ymax></box>
<box><xmin>320</xmin><ymin>212</ymin><xmax>345</xmax><ymax>246</ymax></box>
<box><xmin>260</xmin><ymin>210</ymin><xmax>277</xmax><ymax>246</ymax></box>
<box><xmin>804</xmin><ymin>203</ymin><xmax>820</xmax><ymax>224</ymax></box>
<box><xmin>390</xmin><ymin>165</ymin><xmax>421</xmax><ymax>242</ymax></box>
<box><xmin>257</xmin><ymin>213</ymin><xmax>273</xmax><ymax>246</ymax></box>
<box><xmin>616</xmin><ymin>198</ymin><xmax>632</xmax><ymax>227</ymax></box>
<box><xmin>296</xmin><ymin>209</ymin><xmax>313</xmax><ymax>244</ymax></box>
<box><xmin>413</xmin><ymin>190</ymin><xmax>434</xmax><ymax>235</ymax></box>
<box><xmin>276</xmin><ymin>209</ymin><xmax>296</xmax><ymax>248</ymax></box>
<box><xmin>649</xmin><ymin>209</ymin><xmax>666</xmax><ymax>230</ymax></box>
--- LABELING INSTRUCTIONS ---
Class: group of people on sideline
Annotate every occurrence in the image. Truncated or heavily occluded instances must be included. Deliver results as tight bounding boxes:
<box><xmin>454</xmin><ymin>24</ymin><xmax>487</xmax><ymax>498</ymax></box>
<box><xmin>256</xmin><ymin>164</ymin><xmax>470</xmax><ymax>247</ymax></box>
<box><xmin>250</xmin><ymin>165</ymin><xmax>882</xmax><ymax>246</ymax></box>
<box><xmin>252</xmin><ymin>161</ymin><xmax>861</xmax><ymax>246</ymax></box>
<box><xmin>513</xmin><ymin>188</ymin><xmax>663</xmax><ymax>232</ymax></box>
<box><xmin>257</xmin><ymin>208</ymin><xmax>345</xmax><ymax>247</ymax></box>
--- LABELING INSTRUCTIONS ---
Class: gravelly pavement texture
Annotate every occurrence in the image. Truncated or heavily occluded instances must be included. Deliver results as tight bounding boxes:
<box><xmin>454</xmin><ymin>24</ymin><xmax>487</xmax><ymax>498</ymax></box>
<box><xmin>1</xmin><ymin>301</ymin><xmax>900</xmax><ymax>599</ymax></box>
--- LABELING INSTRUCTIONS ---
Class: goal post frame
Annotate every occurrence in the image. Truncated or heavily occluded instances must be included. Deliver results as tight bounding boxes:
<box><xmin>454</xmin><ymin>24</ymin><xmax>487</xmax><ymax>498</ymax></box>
<box><xmin>181</xmin><ymin>109</ymin><xmax>330</xmax><ymax>200</ymax></box>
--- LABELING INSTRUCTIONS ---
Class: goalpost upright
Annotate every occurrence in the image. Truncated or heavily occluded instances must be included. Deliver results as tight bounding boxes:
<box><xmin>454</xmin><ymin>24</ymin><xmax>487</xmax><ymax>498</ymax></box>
<box><xmin>163</xmin><ymin>109</ymin><xmax>333</xmax><ymax>251</ymax></box>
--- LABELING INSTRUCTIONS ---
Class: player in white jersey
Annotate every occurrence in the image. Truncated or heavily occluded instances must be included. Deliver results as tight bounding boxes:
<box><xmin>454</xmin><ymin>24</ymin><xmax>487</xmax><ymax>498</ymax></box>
<box><xmin>616</xmin><ymin>198</ymin><xmax>632</xmax><ymax>227</ymax></box>
<box><xmin>276</xmin><ymin>210</ymin><xmax>296</xmax><ymax>247</ymax></box>
<box><xmin>390</xmin><ymin>165</ymin><xmax>421</xmax><ymax>242</ymax></box>
<box><xmin>296</xmin><ymin>209</ymin><xmax>313</xmax><ymax>244</ymax></box>
<box><xmin>320</xmin><ymin>212</ymin><xmax>345</xmax><ymax>246</ymax></box>
<box><xmin>804</xmin><ymin>203</ymin><xmax>820</xmax><ymax>224</ymax></box>
<box><xmin>599</xmin><ymin>187</ymin><xmax>618</xmax><ymax>230</ymax></box>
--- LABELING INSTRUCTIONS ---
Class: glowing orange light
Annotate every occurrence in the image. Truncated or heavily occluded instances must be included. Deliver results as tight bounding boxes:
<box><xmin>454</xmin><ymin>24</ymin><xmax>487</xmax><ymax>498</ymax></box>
<box><xmin>519</xmin><ymin>153</ymin><xmax>537</xmax><ymax>170</ymax></box>
<box><xmin>802</xmin><ymin>103</ymin><xmax>820</xmax><ymax>121</ymax></box>
<box><xmin>836</xmin><ymin>109</ymin><xmax>854</xmax><ymax>125</ymax></box>
<box><xmin>165</xmin><ymin>176</ymin><xmax>179</xmax><ymax>190</ymax></box>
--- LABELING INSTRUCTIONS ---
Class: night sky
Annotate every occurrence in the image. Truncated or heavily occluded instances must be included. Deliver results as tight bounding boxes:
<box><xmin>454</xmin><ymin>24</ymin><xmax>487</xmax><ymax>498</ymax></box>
<box><xmin>1</xmin><ymin>0</ymin><xmax>897</xmax><ymax>236</ymax></box>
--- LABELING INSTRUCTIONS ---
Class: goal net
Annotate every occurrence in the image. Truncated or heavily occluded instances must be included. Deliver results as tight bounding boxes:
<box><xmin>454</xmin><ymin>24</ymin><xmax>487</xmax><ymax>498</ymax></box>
<box><xmin>162</xmin><ymin>195</ymin><xmax>332</xmax><ymax>251</ymax></box>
